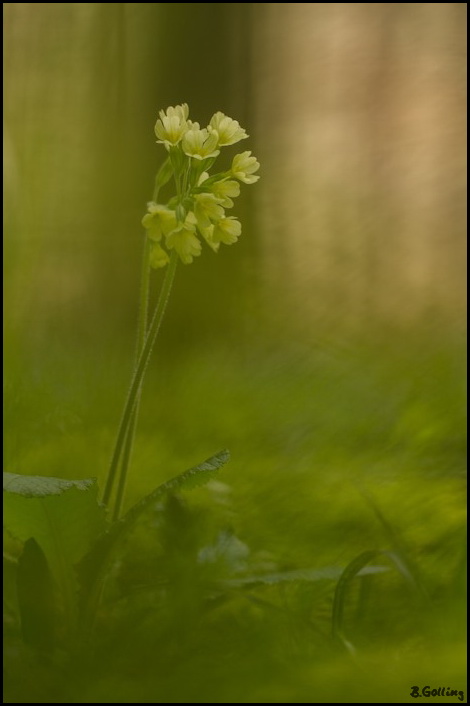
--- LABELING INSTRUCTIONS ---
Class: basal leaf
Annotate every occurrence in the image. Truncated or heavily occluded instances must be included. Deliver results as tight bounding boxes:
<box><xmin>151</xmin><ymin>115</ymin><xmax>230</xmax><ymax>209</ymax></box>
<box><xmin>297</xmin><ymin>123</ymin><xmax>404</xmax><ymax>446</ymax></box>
<box><xmin>3</xmin><ymin>472</ymin><xmax>94</xmax><ymax>497</ymax></box>
<box><xmin>17</xmin><ymin>538</ymin><xmax>56</xmax><ymax>652</ymax></box>
<box><xmin>3</xmin><ymin>471</ymin><xmax>106</xmax><ymax>628</ymax></box>
<box><xmin>124</xmin><ymin>449</ymin><xmax>230</xmax><ymax>527</ymax></box>
<box><xmin>3</xmin><ymin>473</ymin><xmax>96</xmax><ymax>498</ymax></box>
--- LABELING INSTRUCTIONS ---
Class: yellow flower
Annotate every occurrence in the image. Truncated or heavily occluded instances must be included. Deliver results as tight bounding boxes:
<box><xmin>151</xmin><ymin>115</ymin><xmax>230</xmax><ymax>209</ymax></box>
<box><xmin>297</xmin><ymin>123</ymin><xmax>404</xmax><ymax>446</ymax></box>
<box><xmin>231</xmin><ymin>151</ymin><xmax>260</xmax><ymax>184</ymax></box>
<box><xmin>209</xmin><ymin>112</ymin><xmax>248</xmax><ymax>146</ymax></box>
<box><xmin>209</xmin><ymin>179</ymin><xmax>240</xmax><ymax>208</ymax></box>
<box><xmin>142</xmin><ymin>203</ymin><xmax>177</xmax><ymax>242</ymax></box>
<box><xmin>149</xmin><ymin>243</ymin><xmax>170</xmax><ymax>269</ymax></box>
<box><xmin>166</xmin><ymin>104</ymin><xmax>189</xmax><ymax>121</ymax></box>
<box><xmin>194</xmin><ymin>192</ymin><xmax>225</xmax><ymax>228</ymax></box>
<box><xmin>182</xmin><ymin>126</ymin><xmax>220</xmax><ymax>160</ymax></box>
<box><xmin>154</xmin><ymin>104</ymin><xmax>189</xmax><ymax>147</ymax></box>
<box><xmin>211</xmin><ymin>217</ymin><xmax>242</xmax><ymax>245</ymax></box>
<box><xmin>198</xmin><ymin>224</ymin><xmax>220</xmax><ymax>253</ymax></box>
<box><xmin>165</xmin><ymin>213</ymin><xmax>202</xmax><ymax>264</ymax></box>
<box><xmin>146</xmin><ymin>105</ymin><xmax>260</xmax><ymax>265</ymax></box>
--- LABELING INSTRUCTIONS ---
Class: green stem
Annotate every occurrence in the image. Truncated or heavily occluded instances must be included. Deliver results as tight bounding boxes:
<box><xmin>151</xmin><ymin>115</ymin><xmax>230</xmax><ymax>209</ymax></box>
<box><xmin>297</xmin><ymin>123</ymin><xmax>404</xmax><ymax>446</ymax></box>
<box><xmin>111</xmin><ymin>235</ymin><xmax>152</xmax><ymax>520</ymax></box>
<box><xmin>102</xmin><ymin>250</ymin><xmax>178</xmax><ymax>513</ymax></box>
<box><xmin>182</xmin><ymin>159</ymin><xmax>191</xmax><ymax>196</ymax></box>
<box><xmin>102</xmin><ymin>178</ymin><xmax>163</xmax><ymax>516</ymax></box>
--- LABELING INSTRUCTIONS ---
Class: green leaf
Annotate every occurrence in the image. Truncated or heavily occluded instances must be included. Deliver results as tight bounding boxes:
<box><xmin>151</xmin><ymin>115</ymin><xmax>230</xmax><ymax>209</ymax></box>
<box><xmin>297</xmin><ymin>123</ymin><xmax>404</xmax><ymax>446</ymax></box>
<box><xmin>3</xmin><ymin>472</ymin><xmax>95</xmax><ymax>496</ymax></box>
<box><xmin>89</xmin><ymin>449</ymin><xmax>230</xmax><ymax>567</ymax></box>
<box><xmin>17</xmin><ymin>538</ymin><xmax>56</xmax><ymax>652</ymax></box>
<box><xmin>3</xmin><ymin>472</ymin><xmax>106</xmax><ymax>629</ymax></box>
<box><xmin>125</xmin><ymin>449</ymin><xmax>230</xmax><ymax>526</ymax></box>
<box><xmin>225</xmin><ymin>565</ymin><xmax>388</xmax><ymax>588</ymax></box>
<box><xmin>332</xmin><ymin>549</ymin><xmax>380</xmax><ymax>644</ymax></box>
<box><xmin>331</xmin><ymin>548</ymin><xmax>424</xmax><ymax>651</ymax></box>
<box><xmin>358</xmin><ymin>486</ymin><xmax>429</xmax><ymax>600</ymax></box>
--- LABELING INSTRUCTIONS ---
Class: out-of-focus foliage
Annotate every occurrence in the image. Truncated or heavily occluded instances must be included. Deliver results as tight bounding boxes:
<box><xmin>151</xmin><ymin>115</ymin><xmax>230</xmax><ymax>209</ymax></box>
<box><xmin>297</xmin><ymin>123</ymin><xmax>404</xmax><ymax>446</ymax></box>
<box><xmin>4</xmin><ymin>337</ymin><xmax>466</xmax><ymax>703</ymax></box>
<box><xmin>3</xmin><ymin>2</ymin><xmax>466</xmax><ymax>704</ymax></box>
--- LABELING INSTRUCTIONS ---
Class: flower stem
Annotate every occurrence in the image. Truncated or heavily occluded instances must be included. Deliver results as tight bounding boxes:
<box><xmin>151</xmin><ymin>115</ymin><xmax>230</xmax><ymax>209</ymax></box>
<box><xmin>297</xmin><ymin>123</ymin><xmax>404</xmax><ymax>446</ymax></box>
<box><xmin>102</xmin><ymin>250</ymin><xmax>178</xmax><ymax>516</ymax></box>
<box><xmin>110</xmin><ymin>235</ymin><xmax>152</xmax><ymax>520</ymax></box>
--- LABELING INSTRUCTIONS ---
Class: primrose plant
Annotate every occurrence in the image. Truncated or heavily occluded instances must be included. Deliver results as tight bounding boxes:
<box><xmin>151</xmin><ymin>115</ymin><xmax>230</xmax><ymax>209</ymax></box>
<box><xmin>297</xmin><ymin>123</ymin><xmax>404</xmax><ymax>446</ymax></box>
<box><xmin>3</xmin><ymin>105</ymin><xmax>259</xmax><ymax>650</ymax></box>
<box><xmin>102</xmin><ymin>104</ymin><xmax>260</xmax><ymax>522</ymax></box>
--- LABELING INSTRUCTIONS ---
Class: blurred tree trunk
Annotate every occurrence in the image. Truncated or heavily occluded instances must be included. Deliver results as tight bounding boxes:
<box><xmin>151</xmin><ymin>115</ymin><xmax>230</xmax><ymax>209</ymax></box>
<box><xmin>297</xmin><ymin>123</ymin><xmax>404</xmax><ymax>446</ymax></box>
<box><xmin>252</xmin><ymin>2</ymin><xmax>466</xmax><ymax>333</ymax></box>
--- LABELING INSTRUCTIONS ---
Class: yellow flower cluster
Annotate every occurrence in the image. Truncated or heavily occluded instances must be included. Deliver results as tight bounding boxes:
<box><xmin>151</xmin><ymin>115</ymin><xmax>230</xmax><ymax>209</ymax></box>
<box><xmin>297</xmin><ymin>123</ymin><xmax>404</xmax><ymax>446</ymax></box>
<box><xmin>143</xmin><ymin>104</ymin><xmax>260</xmax><ymax>266</ymax></box>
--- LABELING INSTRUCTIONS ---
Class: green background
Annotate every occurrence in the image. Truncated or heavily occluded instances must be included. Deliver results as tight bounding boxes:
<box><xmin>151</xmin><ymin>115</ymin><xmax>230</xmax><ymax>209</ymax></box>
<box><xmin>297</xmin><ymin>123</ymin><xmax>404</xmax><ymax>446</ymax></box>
<box><xmin>4</xmin><ymin>4</ymin><xmax>466</xmax><ymax>703</ymax></box>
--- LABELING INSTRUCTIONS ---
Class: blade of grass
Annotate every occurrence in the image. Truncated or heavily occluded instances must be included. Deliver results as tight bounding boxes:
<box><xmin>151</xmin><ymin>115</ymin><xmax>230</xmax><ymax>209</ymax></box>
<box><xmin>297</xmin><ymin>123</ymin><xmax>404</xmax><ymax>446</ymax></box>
<box><xmin>357</xmin><ymin>485</ymin><xmax>429</xmax><ymax>600</ymax></box>
<box><xmin>332</xmin><ymin>548</ymin><xmax>425</xmax><ymax>653</ymax></box>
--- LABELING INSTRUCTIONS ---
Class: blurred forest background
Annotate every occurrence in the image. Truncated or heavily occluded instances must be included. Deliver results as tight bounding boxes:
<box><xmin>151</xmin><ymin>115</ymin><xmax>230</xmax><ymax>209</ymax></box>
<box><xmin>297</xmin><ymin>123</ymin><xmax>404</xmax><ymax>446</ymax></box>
<box><xmin>4</xmin><ymin>3</ymin><xmax>466</xmax><ymax>347</ymax></box>
<box><xmin>3</xmin><ymin>3</ymin><xmax>466</xmax><ymax>704</ymax></box>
